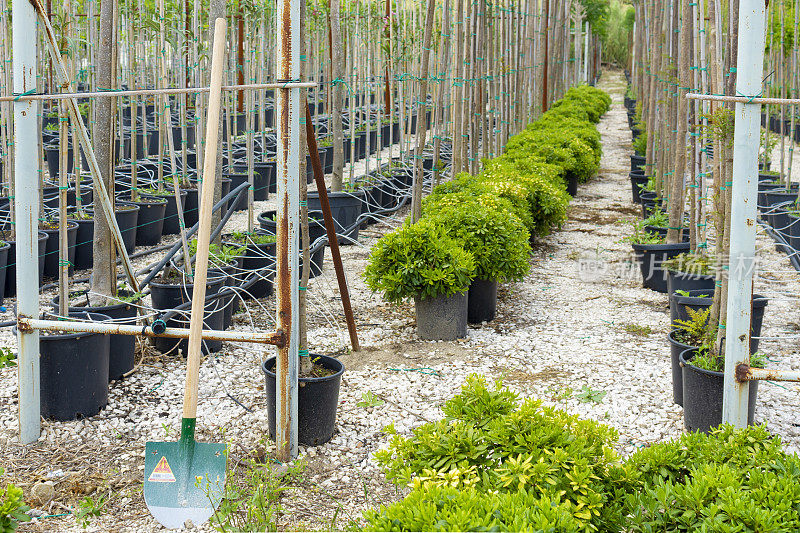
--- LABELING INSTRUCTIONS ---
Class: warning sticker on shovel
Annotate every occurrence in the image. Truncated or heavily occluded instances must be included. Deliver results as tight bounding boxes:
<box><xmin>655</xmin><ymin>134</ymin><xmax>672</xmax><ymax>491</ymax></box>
<box><xmin>148</xmin><ymin>457</ymin><xmax>176</xmax><ymax>483</ymax></box>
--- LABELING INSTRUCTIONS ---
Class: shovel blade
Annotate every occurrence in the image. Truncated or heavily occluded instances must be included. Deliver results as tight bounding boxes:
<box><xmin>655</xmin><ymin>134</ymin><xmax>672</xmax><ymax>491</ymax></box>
<box><xmin>144</xmin><ymin>440</ymin><xmax>227</xmax><ymax>529</ymax></box>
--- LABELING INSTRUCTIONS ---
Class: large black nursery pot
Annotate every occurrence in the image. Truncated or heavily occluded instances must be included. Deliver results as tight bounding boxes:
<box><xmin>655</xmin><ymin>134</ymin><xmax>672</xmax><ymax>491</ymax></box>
<box><xmin>208</xmin><ymin>261</ymin><xmax>240</xmax><ymax>330</ymax></box>
<box><xmin>224</xmin><ymin>173</ymin><xmax>250</xmax><ymax>211</ymax></box>
<box><xmin>181</xmin><ymin>186</ymin><xmax>200</xmax><ymax>229</ymax></box>
<box><xmin>415</xmin><ymin>291</ymin><xmax>468</xmax><ymax>341</ymax></box>
<box><xmin>262</xmin><ymin>354</ymin><xmax>344</xmax><ymax>446</ymax></box>
<box><xmin>112</xmin><ymin>202</ymin><xmax>141</xmax><ymax>255</ymax></box>
<box><xmin>149</xmin><ymin>276</ymin><xmax>226</xmax><ymax>355</ymax></box>
<box><xmin>667</xmin><ymin>330</ymin><xmax>696</xmax><ymax>406</ymax></box>
<box><xmin>630</xmin><ymin>154</ymin><xmax>646</xmax><ymax>173</ymax></box>
<box><xmin>37</xmin><ymin>311</ymin><xmax>112</xmax><ymax>421</ymax></box>
<box><xmin>666</xmin><ymin>269</ymin><xmax>716</xmax><ymax>297</ymax></box>
<box><xmin>40</xmin><ymin>220</ymin><xmax>78</xmax><ymax>279</ymax></box>
<box><xmin>5</xmin><ymin>231</ymin><xmax>48</xmax><ymax>297</ymax></box>
<box><xmin>631</xmin><ymin>242</ymin><xmax>691</xmax><ymax>293</ymax></box>
<box><xmin>644</xmin><ymin>225</ymin><xmax>690</xmax><ymax>242</ymax></box>
<box><xmin>669</xmin><ymin>290</ymin><xmax>768</xmax><ymax>354</ymax></box>
<box><xmin>630</xmin><ymin>171</ymin><xmax>649</xmax><ymax>204</ymax></box>
<box><xmin>70</xmin><ymin>216</ymin><xmax>94</xmax><ymax>270</ymax></box>
<box><xmin>142</xmin><ymin>188</ymin><xmax>187</xmax><ymax>235</ymax></box>
<box><xmin>126</xmin><ymin>195</ymin><xmax>167</xmax><ymax>246</ymax></box>
<box><xmin>307</xmin><ymin>189</ymin><xmax>365</xmax><ymax>245</ymax></box>
<box><xmin>52</xmin><ymin>292</ymin><xmax>140</xmax><ymax>381</ymax></box>
<box><xmin>257</xmin><ymin>210</ymin><xmax>326</xmax><ymax>277</ymax></box>
<box><xmin>467</xmin><ymin>279</ymin><xmax>498</xmax><ymax>324</ymax></box>
<box><xmin>228</xmin><ymin>233</ymin><xmax>276</xmax><ymax>299</ymax></box>
<box><xmin>0</xmin><ymin>241</ymin><xmax>11</xmax><ymax>306</ymax></box>
<box><xmin>680</xmin><ymin>348</ymin><xmax>758</xmax><ymax>434</ymax></box>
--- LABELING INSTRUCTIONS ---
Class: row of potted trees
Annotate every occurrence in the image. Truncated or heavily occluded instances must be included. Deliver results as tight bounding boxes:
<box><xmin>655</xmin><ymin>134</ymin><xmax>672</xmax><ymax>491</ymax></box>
<box><xmin>624</xmin><ymin>87</ymin><xmax>770</xmax><ymax>434</ymax></box>
<box><xmin>365</xmin><ymin>85</ymin><xmax>611</xmax><ymax>340</ymax></box>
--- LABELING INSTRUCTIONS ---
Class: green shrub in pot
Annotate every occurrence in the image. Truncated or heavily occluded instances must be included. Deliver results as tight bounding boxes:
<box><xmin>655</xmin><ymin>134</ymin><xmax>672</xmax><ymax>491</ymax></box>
<box><xmin>364</xmin><ymin>219</ymin><xmax>475</xmax><ymax>304</ymax></box>
<box><xmin>427</xmin><ymin>201</ymin><xmax>531</xmax><ymax>284</ymax></box>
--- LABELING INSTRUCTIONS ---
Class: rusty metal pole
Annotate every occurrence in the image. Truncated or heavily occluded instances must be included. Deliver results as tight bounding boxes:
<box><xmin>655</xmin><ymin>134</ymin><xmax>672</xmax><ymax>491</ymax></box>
<box><xmin>13</xmin><ymin>0</ymin><xmax>42</xmax><ymax>445</ymax></box>
<box><xmin>304</xmin><ymin>100</ymin><xmax>360</xmax><ymax>352</ymax></box>
<box><xmin>275</xmin><ymin>0</ymin><xmax>301</xmax><ymax>462</ymax></box>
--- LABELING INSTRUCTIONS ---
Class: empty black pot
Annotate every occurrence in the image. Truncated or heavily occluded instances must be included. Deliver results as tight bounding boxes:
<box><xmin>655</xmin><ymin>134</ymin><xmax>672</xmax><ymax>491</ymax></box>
<box><xmin>142</xmin><ymin>188</ymin><xmax>187</xmax><ymax>236</ymax></box>
<box><xmin>262</xmin><ymin>354</ymin><xmax>344</xmax><ymax>446</ymax></box>
<box><xmin>126</xmin><ymin>196</ymin><xmax>167</xmax><ymax>246</ymax></box>
<box><xmin>307</xmin><ymin>190</ymin><xmax>365</xmax><ymax>245</ymax></box>
<box><xmin>40</xmin><ymin>220</ymin><xmax>78</xmax><ymax>279</ymax></box>
<box><xmin>38</xmin><ymin>311</ymin><xmax>111</xmax><ymax>421</ymax></box>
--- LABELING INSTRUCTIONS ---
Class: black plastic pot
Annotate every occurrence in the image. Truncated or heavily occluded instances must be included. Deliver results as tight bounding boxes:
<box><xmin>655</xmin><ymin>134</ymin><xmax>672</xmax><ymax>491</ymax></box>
<box><xmin>669</xmin><ymin>290</ymin><xmax>768</xmax><ymax>354</ymax></box>
<box><xmin>307</xmin><ymin>190</ymin><xmax>365</xmax><ymax>245</ymax></box>
<box><xmin>70</xmin><ymin>216</ymin><xmax>94</xmax><ymax>270</ymax></box>
<box><xmin>680</xmin><ymin>348</ymin><xmax>758</xmax><ymax>433</ymax></box>
<box><xmin>5</xmin><ymin>231</ymin><xmax>48</xmax><ymax>297</ymax></box>
<box><xmin>208</xmin><ymin>262</ymin><xmax>240</xmax><ymax>330</ymax></box>
<box><xmin>52</xmin><ymin>293</ymin><xmax>140</xmax><ymax>381</ymax></box>
<box><xmin>631</xmin><ymin>242</ymin><xmax>690</xmax><ymax>293</ymax></box>
<box><xmin>0</xmin><ymin>241</ymin><xmax>10</xmax><ymax>306</ymax></box>
<box><xmin>224</xmin><ymin>173</ymin><xmax>250</xmax><ymax>211</ymax></box>
<box><xmin>127</xmin><ymin>196</ymin><xmax>167</xmax><ymax>246</ymax></box>
<box><xmin>667</xmin><ymin>330</ymin><xmax>696</xmax><ymax>406</ymax></box>
<box><xmin>262</xmin><ymin>354</ymin><xmax>344</xmax><ymax>446</ymax></box>
<box><xmin>182</xmin><ymin>187</ymin><xmax>200</xmax><ymax>229</ymax></box>
<box><xmin>415</xmin><ymin>292</ymin><xmax>468</xmax><ymax>340</ymax></box>
<box><xmin>631</xmin><ymin>155</ymin><xmax>646</xmax><ymax>173</ymax></box>
<box><xmin>227</xmin><ymin>234</ymin><xmax>276</xmax><ymax>299</ymax></box>
<box><xmin>38</xmin><ymin>311</ymin><xmax>111</xmax><ymax>421</ymax></box>
<box><xmin>467</xmin><ymin>279</ymin><xmax>498</xmax><ymax>323</ymax></box>
<box><xmin>149</xmin><ymin>277</ymin><xmax>226</xmax><ymax>355</ymax></box>
<box><xmin>142</xmin><ymin>189</ymin><xmax>187</xmax><ymax>235</ymax></box>
<box><xmin>115</xmin><ymin>202</ymin><xmax>141</xmax><ymax>254</ymax></box>
<box><xmin>630</xmin><ymin>172</ymin><xmax>649</xmax><ymax>204</ymax></box>
<box><xmin>644</xmin><ymin>225</ymin><xmax>690</xmax><ymax>242</ymax></box>
<box><xmin>257</xmin><ymin>210</ymin><xmax>326</xmax><ymax>277</ymax></box>
<box><xmin>566</xmin><ymin>173</ymin><xmax>579</xmax><ymax>197</ymax></box>
<box><xmin>666</xmin><ymin>269</ymin><xmax>715</xmax><ymax>297</ymax></box>
<box><xmin>40</xmin><ymin>220</ymin><xmax>78</xmax><ymax>279</ymax></box>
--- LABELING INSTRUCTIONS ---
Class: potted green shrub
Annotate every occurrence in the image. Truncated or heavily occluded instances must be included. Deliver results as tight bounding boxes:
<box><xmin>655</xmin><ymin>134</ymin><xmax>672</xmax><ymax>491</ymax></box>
<box><xmin>426</xmin><ymin>201</ymin><xmax>531</xmax><ymax>323</ymax></box>
<box><xmin>364</xmin><ymin>219</ymin><xmax>475</xmax><ymax>340</ymax></box>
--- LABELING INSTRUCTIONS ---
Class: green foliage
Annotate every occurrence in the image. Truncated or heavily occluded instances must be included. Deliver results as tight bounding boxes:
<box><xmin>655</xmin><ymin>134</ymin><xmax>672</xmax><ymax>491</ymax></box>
<box><xmin>230</xmin><ymin>231</ymin><xmax>276</xmax><ymax>246</ymax></box>
<box><xmin>661</xmin><ymin>253</ymin><xmax>714</xmax><ymax>276</ymax></box>
<box><xmin>208</xmin><ymin>456</ymin><xmax>305</xmax><ymax>532</ymax></box>
<box><xmin>672</xmin><ymin>307</ymin><xmax>713</xmax><ymax>348</ymax></box>
<box><xmin>642</xmin><ymin>210</ymin><xmax>669</xmax><ymax>228</ymax></box>
<box><xmin>427</xmin><ymin>202</ymin><xmax>531</xmax><ymax>283</ymax></box>
<box><xmin>364</xmin><ymin>219</ymin><xmax>475</xmax><ymax>303</ymax></box>
<box><xmin>601</xmin><ymin>0</ymin><xmax>635</xmax><ymax>68</ymax></box>
<box><xmin>688</xmin><ymin>349</ymin><xmax>766</xmax><ymax>373</ymax></box>
<box><xmin>369</xmin><ymin>375</ymin><xmax>635</xmax><ymax>532</ymax></box>
<box><xmin>189</xmin><ymin>239</ymin><xmax>247</xmax><ymax>265</ymax></box>
<box><xmin>632</xmin><ymin>129</ymin><xmax>647</xmax><ymax>156</ymax></box>
<box><xmin>75</xmin><ymin>493</ymin><xmax>107</xmax><ymax>529</ymax></box>
<box><xmin>622</xmin><ymin>221</ymin><xmax>664</xmax><ymax>245</ymax></box>
<box><xmin>576</xmin><ymin>385</ymin><xmax>607</xmax><ymax>404</ymax></box>
<box><xmin>626</xmin><ymin>425</ymin><xmax>800</xmax><ymax>532</ymax></box>
<box><xmin>0</xmin><ymin>469</ymin><xmax>29</xmax><ymax>533</ymax></box>
<box><xmin>0</xmin><ymin>348</ymin><xmax>16</xmax><ymax>369</ymax></box>
<box><xmin>357</xmin><ymin>391</ymin><xmax>385</xmax><ymax>409</ymax></box>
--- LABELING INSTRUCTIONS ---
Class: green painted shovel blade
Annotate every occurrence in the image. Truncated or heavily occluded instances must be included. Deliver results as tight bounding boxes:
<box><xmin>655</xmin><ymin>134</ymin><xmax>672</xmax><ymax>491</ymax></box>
<box><xmin>144</xmin><ymin>437</ymin><xmax>227</xmax><ymax>530</ymax></box>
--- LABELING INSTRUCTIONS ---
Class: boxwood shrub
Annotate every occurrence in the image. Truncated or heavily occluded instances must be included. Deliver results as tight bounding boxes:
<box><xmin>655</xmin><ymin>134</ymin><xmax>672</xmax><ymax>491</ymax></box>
<box><xmin>362</xmin><ymin>377</ymin><xmax>800</xmax><ymax>532</ymax></box>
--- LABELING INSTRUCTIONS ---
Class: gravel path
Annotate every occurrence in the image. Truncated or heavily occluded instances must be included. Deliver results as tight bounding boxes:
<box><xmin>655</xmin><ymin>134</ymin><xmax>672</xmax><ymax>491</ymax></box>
<box><xmin>2</xmin><ymin>68</ymin><xmax>800</xmax><ymax>531</ymax></box>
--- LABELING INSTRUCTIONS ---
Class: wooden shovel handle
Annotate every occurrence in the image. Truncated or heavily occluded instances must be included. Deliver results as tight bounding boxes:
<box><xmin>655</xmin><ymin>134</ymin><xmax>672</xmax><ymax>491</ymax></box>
<box><xmin>183</xmin><ymin>18</ymin><xmax>227</xmax><ymax>421</ymax></box>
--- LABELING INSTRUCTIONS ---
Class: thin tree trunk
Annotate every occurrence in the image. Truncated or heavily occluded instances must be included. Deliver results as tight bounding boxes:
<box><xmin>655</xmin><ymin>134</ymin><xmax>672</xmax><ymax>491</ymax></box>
<box><xmin>331</xmin><ymin>0</ymin><xmax>345</xmax><ymax>192</ymax></box>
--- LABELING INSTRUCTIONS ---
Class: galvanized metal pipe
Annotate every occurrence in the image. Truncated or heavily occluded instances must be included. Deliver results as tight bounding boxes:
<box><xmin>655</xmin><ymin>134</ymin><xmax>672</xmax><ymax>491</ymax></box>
<box><xmin>0</xmin><ymin>82</ymin><xmax>318</xmax><ymax>103</ymax></box>
<box><xmin>275</xmin><ymin>0</ymin><xmax>301</xmax><ymax>463</ymax></box>
<box><xmin>19</xmin><ymin>318</ymin><xmax>285</xmax><ymax>347</ymax></box>
<box><xmin>722</xmin><ymin>0</ymin><xmax>767</xmax><ymax>428</ymax></box>
<box><xmin>737</xmin><ymin>365</ymin><xmax>800</xmax><ymax>383</ymax></box>
<box><xmin>13</xmin><ymin>0</ymin><xmax>42</xmax><ymax>445</ymax></box>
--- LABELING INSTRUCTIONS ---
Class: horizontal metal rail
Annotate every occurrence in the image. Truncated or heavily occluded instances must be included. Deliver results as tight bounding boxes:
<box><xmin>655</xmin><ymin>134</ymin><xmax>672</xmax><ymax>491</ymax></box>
<box><xmin>0</xmin><ymin>82</ymin><xmax>317</xmax><ymax>103</ymax></box>
<box><xmin>686</xmin><ymin>92</ymin><xmax>800</xmax><ymax>106</ymax></box>
<box><xmin>18</xmin><ymin>317</ymin><xmax>285</xmax><ymax>347</ymax></box>
<box><xmin>737</xmin><ymin>364</ymin><xmax>800</xmax><ymax>383</ymax></box>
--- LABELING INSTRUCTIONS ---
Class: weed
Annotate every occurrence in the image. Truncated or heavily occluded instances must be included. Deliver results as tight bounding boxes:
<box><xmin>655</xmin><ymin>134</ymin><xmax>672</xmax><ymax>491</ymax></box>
<box><xmin>622</xmin><ymin>323</ymin><xmax>652</xmax><ymax>336</ymax></box>
<box><xmin>576</xmin><ymin>385</ymin><xmax>607</xmax><ymax>404</ymax></box>
<box><xmin>75</xmin><ymin>493</ymin><xmax>107</xmax><ymax>529</ymax></box>
<box><xmin>0</xmin><ymin>348</ymin><xmax>16</xmax><ymax>369</ymax></box>
<box><xmin>357</xmin><ymin>391</ymin><xmax>385</xmax><ymax>409</ymax></box>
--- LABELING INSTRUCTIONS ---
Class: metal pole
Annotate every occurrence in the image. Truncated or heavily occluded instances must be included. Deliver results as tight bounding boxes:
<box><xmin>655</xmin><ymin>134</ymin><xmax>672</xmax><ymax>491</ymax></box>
<box><xmin>275</xmin><ymin>0</ymin><xmax>300</xmax><ymax>463</ymax></box>
<box><xmin>19</xmin><ymin>318</ymin><xmax>285</xmax><ymax>346</ymax></box>
<box><xmin>722</xmin><ymin>0</ymin><xmax>767</xmax><ymax>428</ymax></box>
<box><xmin>13</xmin><ymin>0</ymin><xmax>41</xmax><ymax>445</ymax></box>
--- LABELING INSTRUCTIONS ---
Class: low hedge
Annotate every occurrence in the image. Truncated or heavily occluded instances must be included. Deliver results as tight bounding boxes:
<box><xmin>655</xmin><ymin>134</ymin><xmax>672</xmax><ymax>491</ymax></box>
<box><xmin>362</xmin><ymin>377</ymin><xmax>800</xmax><ymax>532</ymax></box>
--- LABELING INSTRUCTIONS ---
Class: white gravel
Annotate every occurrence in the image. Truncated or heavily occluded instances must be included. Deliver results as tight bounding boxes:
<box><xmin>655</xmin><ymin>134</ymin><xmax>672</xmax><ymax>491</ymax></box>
<box><xmin>1</xmin><ymin>68</ymin><xmax>799</xmax><ymax>531</ymax></box>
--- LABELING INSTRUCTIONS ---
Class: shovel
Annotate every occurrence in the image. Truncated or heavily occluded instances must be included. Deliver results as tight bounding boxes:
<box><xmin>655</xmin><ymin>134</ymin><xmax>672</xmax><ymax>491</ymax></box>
<box><xmin>144</xmin><ymin>18</ymin><xmax>228</xmax><ymax>530</ymax></box>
